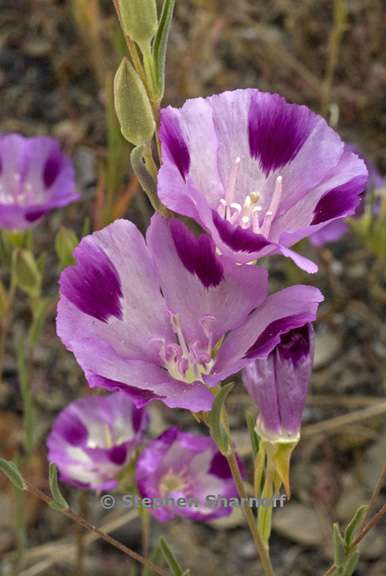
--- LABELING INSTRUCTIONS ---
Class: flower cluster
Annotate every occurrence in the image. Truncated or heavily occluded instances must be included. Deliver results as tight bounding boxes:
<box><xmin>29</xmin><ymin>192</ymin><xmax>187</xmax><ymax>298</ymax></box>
<box><xmin>46</xmin><ymin>88</ymin><xmax>371</xmax><ymax>522</ymax></box>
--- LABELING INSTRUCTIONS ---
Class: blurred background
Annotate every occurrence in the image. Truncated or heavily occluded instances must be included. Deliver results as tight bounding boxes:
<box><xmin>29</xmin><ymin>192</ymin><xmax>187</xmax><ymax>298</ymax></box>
<box><xmin>0</xmin><ymin>0</ymin><xmax>385</xmax><ymax>574</ymax></box>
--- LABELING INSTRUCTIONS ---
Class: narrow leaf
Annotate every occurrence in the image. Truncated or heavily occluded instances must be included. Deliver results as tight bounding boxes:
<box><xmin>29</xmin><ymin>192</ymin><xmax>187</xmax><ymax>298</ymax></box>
<box><xmin>0</xmin><ymin>458</ymin><xmax>26</xmax><ymax>491</ymax></box>
<box><xmin>159</xmin><ymin>537</ymin><xmax>185</xmax><ymax>576</ymax></box>
<box><xmin>342</xmin><ymin>551</ymin><xmax>360</xmax><ymax>576</ymax></box>
<box><xmin>143</xmin><ymin>542</ymin><xmax>164</xmax><ymax>576</ymax></box>
<box><xmin>344</xmin><ymin>505</ymin><xmax>368</xmax><ymax>547</ymax></box>
<box><xmin>208</xmin><ymin>382</ymin><xmax>234</xmax><ymax>455</ymax></box>
<box><xmin>333</xmin><ymin>523</ymin><xmax>346</xmax><ymax>567</ymax></box>
<box><xmin>153</xmin><ymin>0</ymin><xmax>175</xmax><ymax>99</ymax></box>
<box><xmin>49</xmin><ymin>463</ymin><xmax>69</xmax><ymax>511</ymax></box>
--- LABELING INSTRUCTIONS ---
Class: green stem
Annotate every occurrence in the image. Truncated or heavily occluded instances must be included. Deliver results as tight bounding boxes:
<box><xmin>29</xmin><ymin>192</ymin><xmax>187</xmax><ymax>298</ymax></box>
<box><xmin>0</xmin><ymin>249</ymin><xmax>17</xmax><ymax>383</ymax></box>
<box><xmin>141</xmin><ymin>507</ymin><xmax>151</xmax><ymax>560</ymax></box>
<box><xmin>257</xmin><ymin>465</ymin><xmax>274</xmax><ymax>545</ymax></box>
<box><xmin>77</xmin><ymin>492</ymin><xmax>88</xmax><ymax>576</ymax></box>
<box><xmin>18</xmin><ymin>479</ymin><xmax>169</xmax><ymax>576</ymax></box>
<box><xmin>225</xmin><ymin>444</ymin><xmax>275</xmax><ymax>576</ymax></box>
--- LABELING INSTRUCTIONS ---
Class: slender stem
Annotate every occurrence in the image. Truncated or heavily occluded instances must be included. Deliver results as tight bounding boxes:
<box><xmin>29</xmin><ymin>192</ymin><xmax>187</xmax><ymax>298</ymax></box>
<box><xmin>20</xmin><ymin>480</ymin><xmax>169</xmax><ymax>576</ymax></box>
<box><xmin>361</xmin><ymin>462</ymin><xmax>386</xmax><ymax>526</ymax></box>
<box><xmin>352</xmin><ymin>503</ymin><xmax>386</xmax><ymax>546</ymax></box>
<box><xmin>76</xmin><ymin>492</ymin><xmax>88</xmax><ymax>576</ymax></box>
<box><xmin>322</xmin><ymin>502</ymin><xmax>386</xmax><ymax>576</ymax></box>
<box><xmin>0</xmin><ymin>249</ymin><xmax>17</xmax><ymax>383</ymax></box>
<box><xmin>225</xmin><ymin>449</ymin><xmax>275</xmax><ymax>576</ymax></box>
<box><xmin>141</xmin><ymin>508</ymin><xmax>151</xmax><ymax>558</ymax></box>
<box><xmin>321</xmin><ymin>0</ymin><xmax>347</xmax><ymax>116</ymax></box>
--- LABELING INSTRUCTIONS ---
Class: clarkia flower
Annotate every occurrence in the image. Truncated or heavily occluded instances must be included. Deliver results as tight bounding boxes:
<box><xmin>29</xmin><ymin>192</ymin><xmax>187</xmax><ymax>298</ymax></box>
<box><xmin>310</xmin><ymin>146</ymin><xmax>385</xmax><ymax>246</ymax></box>
<box><xmin>157</xmin><ymin>89</ymin><xmax>368</xmax><ymax>272</ymax></box>
<box><xmin>47</xmin><ymin>392</ymin><xmax>147</xmax><ymax>490</ymax></box>
<box><xmin>242</xmin><ymin>324</ymin><xmax>315</xmax><ymax>442</ymax></box>
<box><xmin>0</xmin><ymin>134</ymin><xmax>79</xmax><ymax>229</ymax></box>
<box><xmin>136</xmin><ymin>427</ymin><xmax>238</xmax><ymax>522</ymax></box>
<box><xmin>57</xmin><ymin>214</ymin><xmax>323</xmax><ymax>412</ymax></box>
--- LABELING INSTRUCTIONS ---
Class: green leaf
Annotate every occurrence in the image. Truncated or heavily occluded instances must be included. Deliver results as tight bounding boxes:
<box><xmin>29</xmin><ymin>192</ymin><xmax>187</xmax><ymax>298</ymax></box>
<box><xmin>153</xmin><ymin>0</ymin><xmax>175</xmax><ymax>99</ymax></box>
<box><xmin>245</xmin><ymin>409</ymin><xmax>259</xmax><ymax>458</ymax></box>
<box><xmin>55</xmin><ymin>227</ymin><xmax>78</xmax><ymax>269</ymax></box>
<box><xmin>114</xmin><ymin>58</ymin><xmax>155</xmax><ymax>146</ymax></box>
<box><xmin>159</xmin><ymin>537</ymin><xmax>186</xmax><ymax>576</ymax></box>
<box><xmin>333</xmin><ymin>523</ymin><xmax>346</xmax><ymax>567</ymax></box>
<box><xmin>14</xmin><ymin>249</ymin><xmax>41</xmax><ymax>298</ymax></box>
<box><xmin>344</xmin><ymin>504</ymin><xmax>368</xmax><ymax>547</ymax></box>
<box><xmin>48</xmin><ymin>463</ymin><xmax>69</xmax><ymax>511</ymax></box>
<box><xmin>143</xmin><ymin>542</ymin><xmax>164</xmax><ymax>576</ymax></box>
<box><xmin>0</xmin><ymin>458</ymin><xmax>26</xmax><ymax>491</ymax></box>
<box><xmin>208</xmin><ymin>382</ymin><xmax>234</xmax><ymax>455</ymax></box>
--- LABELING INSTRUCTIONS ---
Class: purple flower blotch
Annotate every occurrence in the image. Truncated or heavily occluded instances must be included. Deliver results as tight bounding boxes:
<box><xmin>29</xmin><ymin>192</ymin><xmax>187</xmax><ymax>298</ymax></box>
<box><xmin>57</xmin><ymin>215</ymin><xmax>323</xmax><ymax>412</ymax></box>
<box><xmin>310</xmin><ymin>145</ymin><xmax>385</xmax><ymax>246</ymax></box>
<box><xmin>136</xmin><ymin>427</ymin><xmax>238</xmax><ymax>522</ymax></box>
<box><xmin>0</xmin><ymin>134</ymin><xmax>79</xmax><ymax>230</ymax></box>
<box><xmin>157</xmin><ymin>89</ymin><xmax>368</xmax><ymax>272</ymax></box>
<box><xmin>47</xmin><ymin>392</ymin><xmax>147</xmax><ymax>490</ymax></box>
<box><xmin>242</xmin><ymin>324</ymin><xmax>315</xmax><ymax>441</ymax></box>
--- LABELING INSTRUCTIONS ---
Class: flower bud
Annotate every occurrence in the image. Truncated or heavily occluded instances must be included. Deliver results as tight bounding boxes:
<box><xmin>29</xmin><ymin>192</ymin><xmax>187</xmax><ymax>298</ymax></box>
<box><xmin>118</xmin><ymin>0</ymin><xmax>158</xmax><ymax>48</ymax></box>
<box><xmin>243</xmin><ymin>324</ymin><xmax>314</xmax><ymax>442</ymax></box>
<box><xmin>14</xmin><ymin>249</ymin><xmax>41</xmax><ymax>298</ymax></box>
<box><xmin>114</xmin><ymin>58</ymin><xmax>155</xmax><ymax>145</ymax></box>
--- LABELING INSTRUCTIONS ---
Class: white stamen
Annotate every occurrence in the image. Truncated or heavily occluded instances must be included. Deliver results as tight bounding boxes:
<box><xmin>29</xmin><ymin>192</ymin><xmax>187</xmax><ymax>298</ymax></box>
<box><xmin>260</xmin><ymin>176</ymin><xmax>283</xmax><ymax>237</ymax></box>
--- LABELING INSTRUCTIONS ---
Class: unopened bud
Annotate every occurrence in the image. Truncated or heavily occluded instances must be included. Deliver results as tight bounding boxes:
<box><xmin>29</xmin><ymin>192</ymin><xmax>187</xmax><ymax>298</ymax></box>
<box><xmin>114</xmin><ymin>58</ymin><xmax>155</xmax><ymax>146</ymax></box>
<box><xmin>118</xmin><ymin>0</ymin><xmax>158</xmax><ymax>48</ymax></box>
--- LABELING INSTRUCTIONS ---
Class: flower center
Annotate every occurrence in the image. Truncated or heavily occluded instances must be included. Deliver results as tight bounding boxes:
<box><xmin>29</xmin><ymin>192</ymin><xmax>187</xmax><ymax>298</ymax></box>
<box><xmin>217</xmin><ymin>157</ymin><xmax>283</xmax><ymax>237</ymax></box>
<box><xmin>158</xmin><ymin>314</ymin><xmax>215</xmax><ymax>384</ymax></box>
<box><xmin>159</xmin><ymin>471</ymin><xmax>188</xmax><ymax>496</ymax></box>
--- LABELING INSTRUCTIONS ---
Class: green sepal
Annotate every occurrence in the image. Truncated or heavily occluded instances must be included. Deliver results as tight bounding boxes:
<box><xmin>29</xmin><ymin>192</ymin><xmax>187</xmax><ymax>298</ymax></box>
<box><xmin>114</xmin><ymin>58</ymin><xmax>155</xmax><ymax>146</ymax></box>
<box><xmin>208</xmin><ymin>382</ymin><xmax>234</xmax><ymax>456</ymax></box>
<box><xmin>48</xmin><ymin>463</ymin><xmax>69</xmax><ymax>511</ymax></box>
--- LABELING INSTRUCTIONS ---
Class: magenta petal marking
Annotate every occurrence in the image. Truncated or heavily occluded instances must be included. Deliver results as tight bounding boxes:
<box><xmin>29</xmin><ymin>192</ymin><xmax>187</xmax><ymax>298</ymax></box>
<box><xmin>245</xmin><ymin>313</ymin><xmax>314</xmax><ymax>359</ymax></box>
<box><xmin>170</xmin><ymin>218</ymin><xmax>224</xmax><ymax>287</ymax></box>
<box><xmin>60</xmin><ymin>240</ymin><xmax>123</xmax><ymax>322</ymax></box>
<box><xmin>43</xmin><ymin>149</ymin><xmax>63</xmax><ymax>188</ymax></box>
<box><xmin>159</xmin><ymin>108</ymin><xmax>190</xmax><ymax>179</ymax></box>
<box><xmin>248</xmin><ymin>93</ymin><xmax>316</xmax><ymax>176</ymax></box>
<box><xmin>212</xmin><ymin>211</ymin><xmax>271</xmax><ymax>253</ymax></box>
<box><xmin>311</xmin><ymin>175</ymin><xmax>368</xmax><ymax>225</ymax></box>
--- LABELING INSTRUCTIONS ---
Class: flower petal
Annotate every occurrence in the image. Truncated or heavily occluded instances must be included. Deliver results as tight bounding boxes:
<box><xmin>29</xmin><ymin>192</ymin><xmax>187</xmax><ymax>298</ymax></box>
<box><xmin>147</xmin><ymin>215</ymin><xmax>268</xmax><ymax>345</ymax></box>
<box><xmin>212</xmin><ymin>285</ymin><xmax>323</xmax><ymax>381</ymax></box>
<box><xmin>248</xmin><ymin>92</ymin><xmax>317</xmax><ymax>176</ymax></box>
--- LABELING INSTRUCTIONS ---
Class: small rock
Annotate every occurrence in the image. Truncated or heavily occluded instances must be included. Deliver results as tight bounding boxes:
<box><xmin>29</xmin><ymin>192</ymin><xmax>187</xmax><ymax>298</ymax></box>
<box><xmin>273</xmin><ymin>502</ymin><xmax>324</xmax><ymax>546</ymax></box>
<box><xmin>314</xmin><ymin>330</ymin><xmax>341</xmax><ymax>369</ymax></box>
